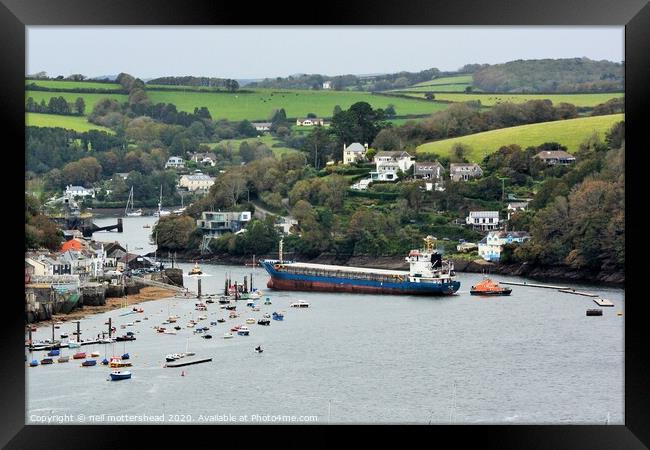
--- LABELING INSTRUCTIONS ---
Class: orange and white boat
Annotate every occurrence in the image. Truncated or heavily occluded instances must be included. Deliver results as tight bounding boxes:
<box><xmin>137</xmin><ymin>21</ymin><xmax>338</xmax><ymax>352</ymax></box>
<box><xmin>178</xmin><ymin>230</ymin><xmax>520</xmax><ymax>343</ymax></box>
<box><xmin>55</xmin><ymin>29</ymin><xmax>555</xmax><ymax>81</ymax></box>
<box><xmin>470</xmin><ymin>278</ymin><xmax>512</xmax><ymax>296</ymax></box>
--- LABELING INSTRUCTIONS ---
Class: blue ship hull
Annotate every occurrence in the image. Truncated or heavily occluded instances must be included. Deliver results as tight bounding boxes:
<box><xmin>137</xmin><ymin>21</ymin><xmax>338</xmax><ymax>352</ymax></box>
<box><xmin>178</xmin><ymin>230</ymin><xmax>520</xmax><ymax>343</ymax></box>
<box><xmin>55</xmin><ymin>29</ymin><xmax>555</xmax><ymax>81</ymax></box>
<box><xmin>261</xmin><ymin>261</ymin><xmax>460</xmax><ymax>296</ymax></box>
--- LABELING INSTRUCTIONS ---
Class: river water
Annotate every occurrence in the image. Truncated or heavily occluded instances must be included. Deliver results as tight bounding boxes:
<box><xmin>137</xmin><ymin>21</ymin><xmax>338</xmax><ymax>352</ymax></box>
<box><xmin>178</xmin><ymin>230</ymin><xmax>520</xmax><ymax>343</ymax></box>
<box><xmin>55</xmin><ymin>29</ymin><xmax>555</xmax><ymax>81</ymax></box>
<box><xmin>25</xmin><ymin>216</ymin><xmax>624</xmax><ymax>424</ymax></box>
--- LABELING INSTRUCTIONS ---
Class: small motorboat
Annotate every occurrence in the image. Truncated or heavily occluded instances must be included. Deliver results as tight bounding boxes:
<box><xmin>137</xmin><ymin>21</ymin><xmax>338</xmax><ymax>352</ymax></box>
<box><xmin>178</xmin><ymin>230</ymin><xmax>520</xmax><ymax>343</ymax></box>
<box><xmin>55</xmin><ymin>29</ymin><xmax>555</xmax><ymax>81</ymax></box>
<box><xmin>246</xmin><ymin>301</ymin><xmax>255</xmax><ymax>307</ymax></box>
<box><xmin>40</xmin><ymin>358</ymin><xmax>54</xmax><ymax>365</ymax></box>
<box><xmin>586</xmin><ymin>309</ymin><xmax>603</xmax><ymax>316</ymax></box>
<box><xmin>47</xmin><ymin>349</ymin><xmax>60</xmax><ymax>357</ymax></box>
<box><xmin>126</xmin><ymin>331</ymin><xmax>135</xmax><ymax>336</ymax></box>
<box><xmin>205</xmin><ymin>298</ymin><xmax>214</xmax><ymax>304</ymax></box>
<box><xmin>60</xmin><ymin>334</ymin><xmax>69</xmax><ymax>339</ymax></box>
<box><xmin>230</xmin><ymin>325</ymin><xmax>241</xmax><ymax>332</ymax></box>
<box><xmin>228</xmin><ymin>312</ymin><xmax>238</xmax><ymax>319</ymax></box>
<box><xmin>290</xmin><ymin>301</ymin><xmax>310</xmax><ymax>308</ymax></box>
<box><xmin>109</xmin><ymin>357</ymin><xmax>132</xmax><ymax>368</ymax></box>
<box><xmin>189</xmin><ymin>263</ymin><xmax>203</xmax><ymax>276</ymax></box>
<box><xmin>164</xmin><ymin>330</ymin><xmax>177</xmax><ymax>335</ymax></box>
<box><xmin>166</xmin><ymin>353</ymin><xmax>183</xmax><ymax>362</ymax></box>
<box><xmin>210</xmin><ymin>321</ymin><xmax>217</xmax><ymax>326</ymax></box>
<box><xmin>218</xmin><ymin>297</ymin><xmax>231</xmax><ymax>305</ymax></box>
<box><xmin>245</xmin><ymin>318</ymin><xmax>256</xmax><ymax>324</ymax></box>
<box><xmin>470</xmin><ymin>278</ymin><xmax>512</xmax><ymax>296</ymax></box>
<box><xmin>225</xmin><ymin>305</ymin><xmax>236</xmax><ymax>311</ymax></box>
<box><xmin>202</xmin><ymin>334</ymin><xmax>213</xmax><ymax>339</ymax></box>
<box><xmin>263</xmin><ymin>313</ymin><xmax>271</xmax><ymax>319</ymax></box>
<box><xmin>121</xmin><ymin>353</ymin><xmax>130</xmax><ymax>360</ymax></box>
<box><xmin>217</xmin><ymin>318</ymin><xmax>226</xmax><ymax>323</ymax></box>
<box><xmin>257</xmin><ymin>319</ymin><xmax>270</xmax><ymax>326</ymax></box>
<box><xmin>90</xmin><ymin>352</ymin><xmax>101</xmax><ymax>358</ymax></box>
<box><xmin>254</xmin><ymin>346</ymin><xmax>263</xmax><ymax>353</ymax></box>
<box><xmin>143</xmin><ymin>224</ymin><xmax>151</xmax><ymax>228</ymax></box>
<box><xmin>73</xmin><ymin>352</ymin><xmax>86</xmax><ymax>360</ymax></box>
<box><xmin>237</xmin><ymin>326</ymin><xmax>250</xmax><ymax>336</ymax></box>
<box><xmin>29</xmin><ymin>360</ymin><xmax>39</xmax><ymax>367</ymax></box>
<box><xmin>264</xmin><ymin>297</ymin><xmax>272</xmax><ymax>305</ymax></box>
<box><xmin>57</xmin><ymin>356</ymin><xmax>70</xmax><ymax>363</ymax></box>
<box><xmin>223</xmin><ymin>333</ymin><xmax>234</xmax><ymax>339</ymax></box>
<box><xmin>115</xmin><ymin>335</ymin><xmax>136</xmax><ymax>342</ymax></box>
<box><xmin>272</xmin><ymin>312</ymin><xmax>284</xmax><ymax>321</ymax></box>
<box><xmin>174</xmin><ymin>325</ymin><xmax>181</xmax><ymax>331</ymax></box>
<box><xmin>68</xmin><ymin>341</ymin><xmax>80</xmax><ymax>349</ymax></box>
<box><xmin>110</xmin><ymin>370</ymin><xmax>132</xmax><ymax>381</ymax></box>
<box><xmin>101</xmin><ymin>358</ymin><xmax>109</xmax><ymax>365</ymax></box>
<box><xmin>81</xmin><ymin>359</ymin><xmax>97</xmax><ymax>367</ymax></box>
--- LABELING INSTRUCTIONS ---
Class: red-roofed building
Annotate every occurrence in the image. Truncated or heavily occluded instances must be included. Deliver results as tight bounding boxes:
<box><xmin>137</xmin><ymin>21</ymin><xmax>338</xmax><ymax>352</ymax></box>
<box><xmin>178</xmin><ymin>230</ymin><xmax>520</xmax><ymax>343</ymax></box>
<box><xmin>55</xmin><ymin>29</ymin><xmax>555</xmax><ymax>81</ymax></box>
<box><xmin>60</xmin><ymin>239</ymin><xmax>84</xmax><ymax>253</ymax></box>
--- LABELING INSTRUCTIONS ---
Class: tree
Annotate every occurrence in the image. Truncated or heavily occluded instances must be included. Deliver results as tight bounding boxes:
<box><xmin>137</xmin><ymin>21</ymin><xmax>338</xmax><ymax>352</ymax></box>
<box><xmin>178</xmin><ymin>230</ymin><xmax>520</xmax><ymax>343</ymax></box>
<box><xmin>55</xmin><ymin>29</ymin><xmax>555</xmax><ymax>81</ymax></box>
<box><xmin>385</xmin><ymin>104</ymin><xmax>396</xmax><ymax>118</ymax></box>
<box><xmin>372</xmin><ymin>128</ymin><xmax>402</xmax><ymax>151</ymax></box>
<box><xmin>74</xmin><ymin>97</ymin><xmax>85</xmax><ymax>115</ymax></box>
<box><xmin>152</xmin><ymin>215</ymin><xmax>196</xmax><ymax>252</ymax></box>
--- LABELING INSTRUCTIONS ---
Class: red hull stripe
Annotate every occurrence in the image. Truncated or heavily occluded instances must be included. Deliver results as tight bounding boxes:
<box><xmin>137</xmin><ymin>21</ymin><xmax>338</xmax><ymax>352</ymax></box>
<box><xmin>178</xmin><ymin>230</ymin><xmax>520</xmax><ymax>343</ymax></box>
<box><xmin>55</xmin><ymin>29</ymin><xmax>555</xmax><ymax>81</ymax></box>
<box><xmin>267</xmin><ymin>277</ymin><xmax>454</xmax><ymax>296</ymax></box>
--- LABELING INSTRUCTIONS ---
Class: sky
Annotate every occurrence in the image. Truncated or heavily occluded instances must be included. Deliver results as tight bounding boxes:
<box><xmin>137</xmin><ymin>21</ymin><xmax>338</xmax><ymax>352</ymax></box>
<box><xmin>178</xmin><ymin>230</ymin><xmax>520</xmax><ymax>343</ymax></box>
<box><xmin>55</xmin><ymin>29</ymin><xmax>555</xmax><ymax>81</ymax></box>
<box><xmin>26</xmin><ymin>26</ymin><xmax>624</xmax><ymax>80</ymax></box>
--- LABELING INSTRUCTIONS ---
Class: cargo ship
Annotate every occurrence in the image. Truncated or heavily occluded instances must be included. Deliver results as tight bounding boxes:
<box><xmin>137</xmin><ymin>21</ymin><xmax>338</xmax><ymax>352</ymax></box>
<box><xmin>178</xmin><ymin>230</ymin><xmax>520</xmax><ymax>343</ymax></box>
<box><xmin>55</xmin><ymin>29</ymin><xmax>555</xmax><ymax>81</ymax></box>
<box><xmin>260</xmin><ymin>236</ymin><xmax>460</xmax><ymax>296</ymax></box>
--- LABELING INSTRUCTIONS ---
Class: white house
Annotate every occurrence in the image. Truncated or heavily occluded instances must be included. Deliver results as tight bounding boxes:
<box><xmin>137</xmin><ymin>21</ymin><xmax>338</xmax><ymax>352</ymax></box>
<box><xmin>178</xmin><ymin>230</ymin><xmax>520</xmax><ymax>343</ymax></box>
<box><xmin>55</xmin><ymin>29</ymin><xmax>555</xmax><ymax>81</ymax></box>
<box><xmin>449</xmin><ymin>163</ymin><xmax>483</xmax><ymax>182</ymax></box>
<box><xmin>478</xmin><ymin>231</ymin><xmax>531</xmax><ymax>262</ymax></box>
<box><xmin>343</xmin><ymin>142</ymin><xmax>367</xmax><ymax>165</ymax></box>
<box><xmin>506</xmin><ymin>201</ymin><xmax>529</xmax><ymax>220</ymax></box>
<box><xmin>165</xmin><ymin>156</ymin><xmax>185</xmax><ymax>169</ymax></box>
<box><xmin>178</xmin><ymin>173</ymin><xmax>216</xmax><ymax>192</ymax></box>
<box><xmin>466</xmin><ymin>211</ymin><xmax>500</xmax><ymax>231</ymax></box>
<box><xmin>251</xmin><ymin>122</ymin><xmax>272</xmax><ymax>132</ymax></box>
<box><xmin>65</xmin><ymin>185</ymin><xmax>95</xmax><ymax>198</ymax></box>
<box><xmin>296</xmin><ymin>118</ymin><xmax>326</xmax><ymax>126</ymax></box>
<box><xmin>189</xmin><ymin>152</ymin><xmax>217</xmax><ymax>167</ymax></box>
<box><xmin>534</xmin><ymin>150</ymin><xmax>576</xmax><ymax>165</ymax></box>
<box><xmin>370</xmin><ymin>151</ymin><xmax>415</xmax><ymax>182</ymax></box>
<box><xmin>322</xmin><ymin>81</ymin><xmax>332</xmax><ymax>89</ymax></box>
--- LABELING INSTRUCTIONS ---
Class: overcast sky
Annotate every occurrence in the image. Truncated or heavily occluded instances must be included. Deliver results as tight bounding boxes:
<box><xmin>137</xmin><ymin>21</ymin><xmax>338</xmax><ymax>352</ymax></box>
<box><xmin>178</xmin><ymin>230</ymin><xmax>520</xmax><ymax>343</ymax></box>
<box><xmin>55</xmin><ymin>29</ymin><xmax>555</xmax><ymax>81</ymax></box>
<box><xmin>26</xmin><ymin>26</ymin><xmax>624</xmax><ymax>79</ymax></box>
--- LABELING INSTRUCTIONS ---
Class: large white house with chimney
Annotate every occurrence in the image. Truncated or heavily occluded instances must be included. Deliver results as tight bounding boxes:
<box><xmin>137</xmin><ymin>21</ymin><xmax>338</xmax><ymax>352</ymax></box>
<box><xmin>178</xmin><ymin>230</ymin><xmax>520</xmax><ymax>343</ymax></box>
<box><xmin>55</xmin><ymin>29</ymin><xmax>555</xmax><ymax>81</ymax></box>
<box><xmin>343</xmin><ymin>142</ymin><xmax>367</xmax><ymax>165</ymax></box>
<box><xmin>370</xmin><ymin>151</ymin><xmax>415</xmax><ymax>182</ymax></box>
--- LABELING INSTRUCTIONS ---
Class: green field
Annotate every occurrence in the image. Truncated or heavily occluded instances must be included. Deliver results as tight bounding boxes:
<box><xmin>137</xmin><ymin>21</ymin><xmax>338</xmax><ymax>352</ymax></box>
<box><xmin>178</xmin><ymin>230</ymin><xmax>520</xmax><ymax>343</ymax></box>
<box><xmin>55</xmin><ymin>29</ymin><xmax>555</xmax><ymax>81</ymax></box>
<box><xmin>395</xmin><ymin>91</ymin><xmax>623</xmax><ymax>107</ymax></box>
<box><xmin>395</xmin><ymin>84</ymin><xmax>475</xmax><ymax>93</ymax></box>
<box><xmin>26</xmin><ymin>113</ymin><xmax>114</xmax><ymax>133</ymax></box>
<box><xmin>210</xmin><ymin>135</ymin><xmax>299</xmax><ymax>157</ymax></box>
<box><xmin>147</xmin><ymin>89</ymin><xmax>449</xmax><ymax>121</ymax></box>
<box><xmin>26</xmin><ymin>90</ymin><xmax>128</xmax><ymax>114</ymax></box>
<box><xmin>26</xmin><ymin>80</ymin><xmax>122</xmax><ymax>90</ymax></box>
<box><xmin>417</xmin><ymin>114</ymin><xmax>624</xmax><ymax>162</ymax></box>
<box><xmin>411</xmin><ymin>75</ymin><xmax>474</xmax><ymax>87</ymax></box>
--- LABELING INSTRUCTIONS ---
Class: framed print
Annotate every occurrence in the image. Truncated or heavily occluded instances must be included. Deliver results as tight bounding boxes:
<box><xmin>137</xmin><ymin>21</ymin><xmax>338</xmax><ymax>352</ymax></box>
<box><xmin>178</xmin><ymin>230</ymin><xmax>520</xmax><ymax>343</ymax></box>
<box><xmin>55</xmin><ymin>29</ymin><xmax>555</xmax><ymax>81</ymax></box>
<box><xmin>3</xmin><ymin>0</ymin><xmax>649</xmax><ymax>447</ymax></box>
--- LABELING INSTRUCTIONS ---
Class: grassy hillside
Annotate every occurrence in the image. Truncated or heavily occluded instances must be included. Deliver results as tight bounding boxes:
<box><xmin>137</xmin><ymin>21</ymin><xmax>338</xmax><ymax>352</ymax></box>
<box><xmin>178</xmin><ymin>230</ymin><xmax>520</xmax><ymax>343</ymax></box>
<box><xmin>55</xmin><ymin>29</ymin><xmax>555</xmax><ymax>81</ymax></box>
<box><xmin>147</xmin><ymin>89</ymin><xmax>449</xmax><ymax>121</ymax></box>
<box><xmin>26</xmin><ymin>90</ymin><xmax>128</xmax><ymax>113</ymax></box>
<box><xmin>394</xmin><ymin>91</ymin><xmax>623</xmax><ymax>107</ymax></box>
<box><xmin>417</xmin><ymin>113</ymin><xmax>623</xmax><ymax>162</ymax></box>
<box><xmin>26</xmin><ymin>113</ymin><xmax>114</xmax><ymax>133</ymax></box>
<box><xmin>210</xmin><ymin>135</ymin><xmax>299</xmax><ymax>157</ymax></box>
<box><xmin>411</xmin><ymin>75</ymin><xmax>473</xmax><ymax>86</ymax></box>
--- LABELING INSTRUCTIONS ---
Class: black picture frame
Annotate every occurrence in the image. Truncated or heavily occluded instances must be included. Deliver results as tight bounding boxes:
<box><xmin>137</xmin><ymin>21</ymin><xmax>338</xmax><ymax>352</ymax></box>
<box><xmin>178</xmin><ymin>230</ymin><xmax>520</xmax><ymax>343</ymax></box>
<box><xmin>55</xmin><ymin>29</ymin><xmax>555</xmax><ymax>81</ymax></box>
<box><xmin>4</xmin><ymin>0</ymin><xmax>648</xmax><ymax>447</ymax></box>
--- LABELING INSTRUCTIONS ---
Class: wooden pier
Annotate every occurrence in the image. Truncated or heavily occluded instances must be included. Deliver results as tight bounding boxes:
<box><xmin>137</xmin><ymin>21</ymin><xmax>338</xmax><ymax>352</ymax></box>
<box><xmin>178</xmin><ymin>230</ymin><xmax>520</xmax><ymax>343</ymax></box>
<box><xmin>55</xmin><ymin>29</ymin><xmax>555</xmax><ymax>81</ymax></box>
<box><xmin>164</xmin><ymin>357</ymin><xmax>212</xmax><ymax>368</ymax></box>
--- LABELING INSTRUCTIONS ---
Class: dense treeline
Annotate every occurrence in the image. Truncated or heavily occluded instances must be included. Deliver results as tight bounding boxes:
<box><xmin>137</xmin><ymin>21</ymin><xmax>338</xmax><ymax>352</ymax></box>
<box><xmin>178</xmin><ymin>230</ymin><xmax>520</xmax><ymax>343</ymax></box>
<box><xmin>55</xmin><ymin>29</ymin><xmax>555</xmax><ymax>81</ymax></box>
<box><xmin>248</xmin><ymin>68</ymin><xmax>445</xmax><ymax>92</ymax></box>
<box><xmin>25</xmin><ymin>194</ymin><xmax>62</xmax><ymax>251</ymax></box>
<box><xmin>146</xmin><ymin>76</ymin><xmax>240</xmax><ymax>92</ymax></box>
<box><xmin>26</xmin><ymin>96</ymin><xmax>86</xmax><ymax>116</ymax></box>
<box><xmin>25</xmin><ymin>82</ymin><xmax>127</xmax><ymax>94</ymax></box>
<box><xmin>472</xmin><ymin>58</ymin><xmax>623</xmax><ymax>93</ymax></box>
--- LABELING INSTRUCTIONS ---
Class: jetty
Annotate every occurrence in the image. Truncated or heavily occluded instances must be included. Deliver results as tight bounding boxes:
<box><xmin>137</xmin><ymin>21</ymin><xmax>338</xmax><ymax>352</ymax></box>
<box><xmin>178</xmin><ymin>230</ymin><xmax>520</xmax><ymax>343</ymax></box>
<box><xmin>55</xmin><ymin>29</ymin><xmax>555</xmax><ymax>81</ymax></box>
<box><xmin>558</xmin><ymin>289</ymin><xmax>599</xmax><ymax>298</ymax></box>
<box><xmin>499</xmin><ymin>281</ymin><xmax>569</xmax><ymax>290</ymax></box>
<box><xmin>593</xmin><ymin>298</ymin><xmax>615</xmax><ymax>307</ymax></box>
<box><xmin>164</xmin><ymin>357</ymin><xmax>212</xmax><ymax>368</ymax></box>
<box><xmin>131</xmin><ymin>276</ymin><xmax>186</xmax><ymax>293</ymax></box>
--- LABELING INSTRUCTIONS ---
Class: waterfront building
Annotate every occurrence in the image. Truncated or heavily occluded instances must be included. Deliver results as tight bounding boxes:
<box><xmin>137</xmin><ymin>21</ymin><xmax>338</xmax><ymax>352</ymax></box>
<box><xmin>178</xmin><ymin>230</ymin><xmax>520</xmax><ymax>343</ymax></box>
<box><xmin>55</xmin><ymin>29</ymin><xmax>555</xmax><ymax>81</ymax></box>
<box><xmin>478</xmin><ymin>231</ymin><xmax>531</xmax><ymax>262</ymax></box>
<box><xmin>65</xmin><ymin>185</ymin><xmax>95</xmax><ymax>198</ymax></box>
<box><xmin>466</xmin><ymin>211</ymin><xmax>500</xmax><ymax>231</ymax></box>
<box><xmin>197</xmin><ymin>211</ymin><xmax>252</xmax><ymax>237</ymax></box>
<box><xmin>178</xmin><ymin>173</ymin><xmax>216</xmax><ymax>193</ymax></box>
<box><xmin>343</xmin><ymin>142</ymin><xmax>367</xmax><ymax>165</ymax></box>
<box><xmin>449</xmin><ymin>163</ymin><xmax>483</xmax><ymax>182</ymax></box>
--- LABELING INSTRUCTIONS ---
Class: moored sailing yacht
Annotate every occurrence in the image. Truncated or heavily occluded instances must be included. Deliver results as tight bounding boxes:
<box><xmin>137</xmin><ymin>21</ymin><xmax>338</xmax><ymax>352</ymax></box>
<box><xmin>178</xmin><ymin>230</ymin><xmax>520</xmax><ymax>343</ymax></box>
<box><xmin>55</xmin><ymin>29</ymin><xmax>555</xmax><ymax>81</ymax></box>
<box><xmin>125</xmin><ymin>186</ymin><xmax>143</xmax><ymax>217</ymax></box>
<box><xmin>153</xmin><ymin>185</ymin><xmax>171</xmax><ymax>217</ymax></box>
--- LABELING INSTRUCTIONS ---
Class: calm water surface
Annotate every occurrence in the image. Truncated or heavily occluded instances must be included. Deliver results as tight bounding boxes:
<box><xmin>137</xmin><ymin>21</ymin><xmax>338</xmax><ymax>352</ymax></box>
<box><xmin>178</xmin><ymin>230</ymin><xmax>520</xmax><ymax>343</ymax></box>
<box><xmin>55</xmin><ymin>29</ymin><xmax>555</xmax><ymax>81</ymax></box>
<box><xmin>25</xmin><ymin>217</ymin><xmax>624</xmax><ymax>424</ymax></box>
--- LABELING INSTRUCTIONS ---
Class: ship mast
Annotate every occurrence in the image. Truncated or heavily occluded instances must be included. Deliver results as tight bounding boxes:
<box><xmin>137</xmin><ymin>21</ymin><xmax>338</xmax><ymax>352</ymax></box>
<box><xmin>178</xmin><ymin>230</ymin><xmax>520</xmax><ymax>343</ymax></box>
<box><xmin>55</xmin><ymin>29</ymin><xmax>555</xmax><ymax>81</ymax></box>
<box><xmin>279</xmin><ymin>238</ymin><xmax>284</xmax><ymax>264</ymax></box>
